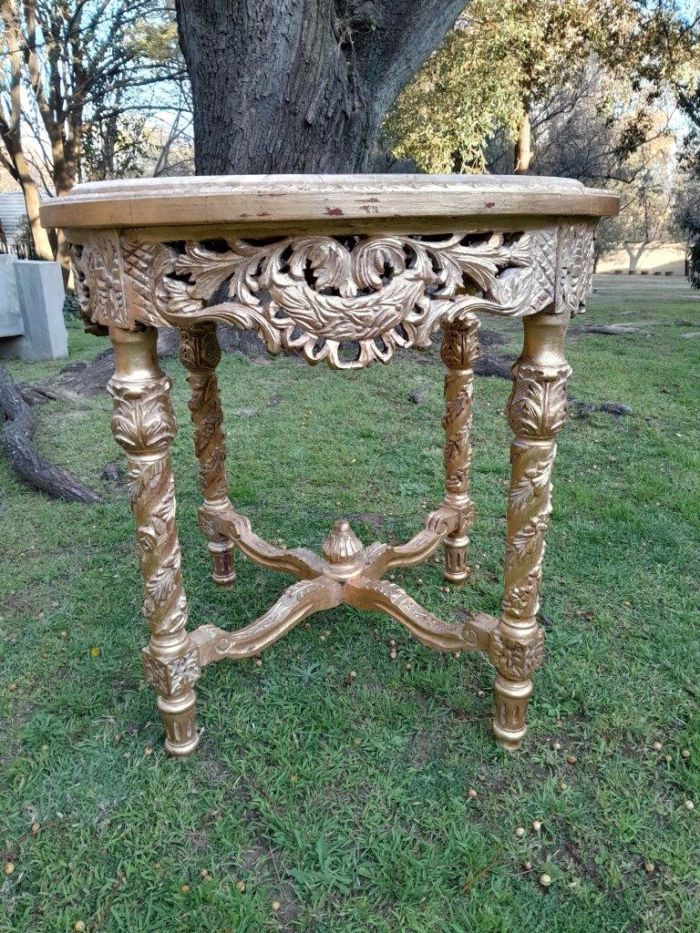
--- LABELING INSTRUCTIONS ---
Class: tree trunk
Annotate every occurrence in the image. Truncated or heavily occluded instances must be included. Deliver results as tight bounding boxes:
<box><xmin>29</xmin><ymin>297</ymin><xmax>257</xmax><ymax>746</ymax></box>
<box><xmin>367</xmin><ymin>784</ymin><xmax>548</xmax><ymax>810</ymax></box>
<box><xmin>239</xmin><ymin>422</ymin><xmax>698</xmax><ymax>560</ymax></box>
<box><xmin>15</xmin><ymin>153</ymin><xmax>54</xmax><ymax>261</ymax></box>
<box><xmin>175</xmin><ymin>0</ymin><xmax>467</xmax><ymax>174</ymax></box>
<box><xmin>514</xmin><ymin>110</ymin><xmax>532</xmax><ymax>174</ymax></box>
<box><xmin>624</xmin><ymin>243</ymin><xmax>647</xmax><ymax>274</ymax></box>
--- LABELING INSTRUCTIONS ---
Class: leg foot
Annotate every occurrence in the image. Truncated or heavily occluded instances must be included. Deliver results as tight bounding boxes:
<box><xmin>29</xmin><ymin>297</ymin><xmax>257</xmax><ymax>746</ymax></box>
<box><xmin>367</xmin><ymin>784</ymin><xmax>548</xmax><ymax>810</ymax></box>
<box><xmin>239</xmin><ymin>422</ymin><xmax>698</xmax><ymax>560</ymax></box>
<box><xmin>209</xmin><ymin>539</ymin><xmax>236</xmax><ymax>586</ymax></box>
<box><xmin>159</xmin><ymin>689</ymin><xmax>200</xmax><ymax>757</ymax></box>
<box><xmin>493</xmin><ymin>676</ymin><xmax>532</xmax><ymax>751</ymax></box>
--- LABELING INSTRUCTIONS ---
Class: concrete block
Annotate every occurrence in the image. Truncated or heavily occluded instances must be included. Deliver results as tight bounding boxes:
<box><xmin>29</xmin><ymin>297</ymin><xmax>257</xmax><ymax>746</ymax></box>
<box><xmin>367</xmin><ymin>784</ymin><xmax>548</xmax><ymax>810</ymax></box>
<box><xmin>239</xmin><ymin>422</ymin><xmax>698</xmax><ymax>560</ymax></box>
<box><xmin>0</xmin><ymin>254</ymin><xmax>24</xmax><ymax>338</ymax></box>
<box><xmin>0</xmin><ymin>258</ymin><xmax>67</xmax><ymax>360</ymax></box>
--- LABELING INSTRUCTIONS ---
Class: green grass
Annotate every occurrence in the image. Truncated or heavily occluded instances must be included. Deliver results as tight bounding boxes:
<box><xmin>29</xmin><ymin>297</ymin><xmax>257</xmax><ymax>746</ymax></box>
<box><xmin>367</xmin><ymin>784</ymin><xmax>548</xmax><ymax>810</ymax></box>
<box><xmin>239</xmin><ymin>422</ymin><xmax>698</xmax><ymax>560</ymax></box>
<box><xmin>1</xmin><ymin>278</ymin><xmax>698</xmax><ymax>932</ymax></box>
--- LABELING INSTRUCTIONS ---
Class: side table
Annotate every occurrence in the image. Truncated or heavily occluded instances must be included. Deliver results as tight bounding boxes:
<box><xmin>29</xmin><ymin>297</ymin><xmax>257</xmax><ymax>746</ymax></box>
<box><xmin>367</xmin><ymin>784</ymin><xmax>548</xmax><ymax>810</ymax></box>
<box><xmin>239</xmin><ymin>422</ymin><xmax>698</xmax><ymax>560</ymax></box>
<box><xmin>41</xmin><ymin>175</ymin><xmax>618</xmax><ymax>756</ymax></box>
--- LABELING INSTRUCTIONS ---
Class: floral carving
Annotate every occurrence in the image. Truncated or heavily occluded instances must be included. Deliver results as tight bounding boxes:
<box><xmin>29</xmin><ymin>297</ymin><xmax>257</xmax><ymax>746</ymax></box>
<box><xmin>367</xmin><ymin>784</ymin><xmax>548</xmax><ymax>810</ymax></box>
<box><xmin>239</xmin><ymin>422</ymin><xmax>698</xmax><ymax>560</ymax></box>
<box><xmin>508</xmin><ymin>447</ymin><xmax>556</xmax><ymax>513</ymax></box>
<box><xmin>179</xmin><ymin>326</ymin><xmax>229</xmax><ymax>505</ymax></box>
<box><xmin>108</xmin><ymin>371</ymin><xmax>187</xmax><ymax>640</ymax></box>
<box><xmin>501</xmin><ymin>569</ymin><xmax>542</xmax><ymax>620</ymax></box>
<box><xmin>142</xmin><ymin>647</ymin><xmax>201</xmax><ymax>695</ymax></box>
<box><xmin>491</xmin><ymin>628</ymin><xmax>545</xmax><ymax>680</ymax></box>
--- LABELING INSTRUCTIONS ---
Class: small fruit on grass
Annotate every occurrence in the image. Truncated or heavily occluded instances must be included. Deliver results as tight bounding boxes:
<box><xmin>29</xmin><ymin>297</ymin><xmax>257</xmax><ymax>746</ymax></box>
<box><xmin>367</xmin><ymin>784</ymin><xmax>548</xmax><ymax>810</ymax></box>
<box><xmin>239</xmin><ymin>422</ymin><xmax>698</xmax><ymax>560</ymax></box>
<box><xmin>4</xmin><ymin>862</ymin><xmax>15</xmax><ymax>876</ymax></box>
<box><xmin>539</xmin><ymin>873</ymin><xmax>552</xmax><ymax>888</ymax></box>
<box><xmin>272</xmin><ymin>901</ymin><xmax>281</xmax><ymax>912</ymax></box>
<box><xmin>681</xmin><ymin>749</ymin><xmax>690</xmax><ymax>759</ymax></box>
<box><xmin>180</xmin><ymin>883</ymin><xmax>191</xmax><ymax>893</ymax></box>
<box><xmin>73</xmin><ymin>923</ymin><xmax>86</xmax><ymax>933</ymax></box>
<box><xmin>652</xmin><ymin>741</ymin><xmax>663</xmax><ymax>751</ymax></box>
<box><xmin>532</xmin><ymin>820</ymin><xmax>542</xmax><ymax>832</ymax></box>
<box><xmin>31</xmin><ymin>822</ymin><xmax>40</xmax><ymax>835</ymax></box>
<box><xmin>236</xmin><ymin>880</ymin><xmax>246</xmax><ymax>893</ymax></box>
<box><xmin>515</xmin><ymin>826</ymin><xmax>525</xmax><ymax>838</ymax></box>
<box><xmin>552</xmin><ymin>741</ymin><xmax>562</xmax><ymax>751</ymax></box>
<box><xmin>467</xmin><ymin>789</ymin><xmax>478</xmax><ymax>799</ymax></box>
<box><xmin>566</xmin><ymin>755</ymin><xmax>577</xmax><ymax>765</ymax></box>
<box><xmin>684</xmin><ymin>800</ymin><xmax>694</xmax><ymax>811</ymax></box>
<box><xmin>644</xmin><ymin>862</ymin><xmax>656</xmax><ymax>874</ymax></box>
<box><xmin>523</xmin><ymin>861</ymin><xmax>532</xmax><ymax>871</ymax></box>
<box><xmin>255</xmin><ymin>659</ymin><xmax>263</xmax><ymax>666</ymax></box>
<box><xmin>559</xmin><ymin>782</ymin><xmax>568</xmax><ymax>790</ymax></box>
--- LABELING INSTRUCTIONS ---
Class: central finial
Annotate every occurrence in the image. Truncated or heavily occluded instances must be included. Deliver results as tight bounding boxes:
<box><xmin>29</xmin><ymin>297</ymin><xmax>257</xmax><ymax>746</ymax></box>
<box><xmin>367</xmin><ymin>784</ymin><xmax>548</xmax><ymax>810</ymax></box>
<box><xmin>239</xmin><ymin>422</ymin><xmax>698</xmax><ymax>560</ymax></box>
<box><xmin>322</xmin><ymin>520</ymin><xmax>364</xmax><ymax>579</ymax></box>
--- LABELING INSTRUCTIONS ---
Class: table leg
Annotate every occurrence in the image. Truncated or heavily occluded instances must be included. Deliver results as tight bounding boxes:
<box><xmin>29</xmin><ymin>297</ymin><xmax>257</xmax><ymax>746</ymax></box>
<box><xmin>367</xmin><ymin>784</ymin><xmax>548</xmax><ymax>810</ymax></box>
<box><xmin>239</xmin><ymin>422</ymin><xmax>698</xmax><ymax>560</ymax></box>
<box><xmin>179</xmin><ymin>324</ymin><xmax>236</xmax><ymax>586</ymax></box>
<box><xmin>440</xmin><ymin>315</ymin><xmax>479</xmax><ymax>583</ymax></box>
<box><xmin>108</xmin><ymin>326</ymin><xmax>200</xmax><ymax>757</ymax></box>
<box><xmin>491</xmin><ymin>312</ymin><xmax>571</xmax><ymax>751</ymax></box>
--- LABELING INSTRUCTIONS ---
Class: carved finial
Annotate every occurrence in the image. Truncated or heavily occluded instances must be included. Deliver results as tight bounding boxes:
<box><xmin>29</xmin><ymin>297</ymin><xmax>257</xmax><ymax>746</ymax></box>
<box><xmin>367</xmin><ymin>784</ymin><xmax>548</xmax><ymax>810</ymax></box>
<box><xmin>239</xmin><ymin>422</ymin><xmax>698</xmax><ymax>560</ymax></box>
<box><xmin>322</xmin><ymin>520</ymin><xmax>363</xmax><ymax>579</ymax></box>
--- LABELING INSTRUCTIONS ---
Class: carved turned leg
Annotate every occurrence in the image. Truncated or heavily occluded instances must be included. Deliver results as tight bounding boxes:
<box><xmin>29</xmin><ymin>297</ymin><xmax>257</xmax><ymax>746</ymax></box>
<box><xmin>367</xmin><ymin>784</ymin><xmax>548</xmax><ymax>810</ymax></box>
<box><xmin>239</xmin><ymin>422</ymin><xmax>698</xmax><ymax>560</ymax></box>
<box><xmin>178</xmin><ymin>324</ymin><xmax>236</xmax><ymax>586</ymax></box>
<box><xmin>491</xmin><ymin>312</ymin><xmax>571</xmax><ymax>751</ymax></box>
<box><xmin>440</xmin><ymin>315</ymin><xmax>479</xmax><ymax>583</ymax></box>
<box><xmin>108</xmin><ymin>326</ymin><xmax>200</xmax><ymax>757</ymax></box>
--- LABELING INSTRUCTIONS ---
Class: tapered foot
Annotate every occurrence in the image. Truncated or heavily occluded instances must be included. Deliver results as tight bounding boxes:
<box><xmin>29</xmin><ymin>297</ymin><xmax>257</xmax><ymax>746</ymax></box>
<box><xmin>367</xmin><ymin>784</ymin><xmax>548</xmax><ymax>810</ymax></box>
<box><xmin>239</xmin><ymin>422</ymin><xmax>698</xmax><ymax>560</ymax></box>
<box><xmin>444</xmin><ymin>534</ymin><xmax>470</xmax><ymax>584</ymax></box>
<box><xmin>159</xmin><ymin>690</ymin><xmax>200</xmax><ymax>757</ymax></box>
<box><xmin>493</xmin><ymin>675</ymin><xmax>532</xmax><ymax>751</ymax></box>
<box><xmin>209</xmin><ymin>540</ymin><xmax>236</xmax><ymax>586</ymax></box>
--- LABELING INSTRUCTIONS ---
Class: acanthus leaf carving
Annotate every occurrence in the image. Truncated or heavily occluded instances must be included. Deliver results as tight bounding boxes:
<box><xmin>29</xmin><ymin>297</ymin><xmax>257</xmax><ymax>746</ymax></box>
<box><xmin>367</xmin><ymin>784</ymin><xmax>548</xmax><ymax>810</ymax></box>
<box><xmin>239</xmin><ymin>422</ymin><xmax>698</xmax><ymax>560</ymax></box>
<box><xmin>71</xmin><ymin>233</ymin><xmax>128</xmax><ymax>329</ymax></box>
<box><xmin>507</xmin><ymin>364</ymin><xmax>572</xmax><ymax>438</ymax></box>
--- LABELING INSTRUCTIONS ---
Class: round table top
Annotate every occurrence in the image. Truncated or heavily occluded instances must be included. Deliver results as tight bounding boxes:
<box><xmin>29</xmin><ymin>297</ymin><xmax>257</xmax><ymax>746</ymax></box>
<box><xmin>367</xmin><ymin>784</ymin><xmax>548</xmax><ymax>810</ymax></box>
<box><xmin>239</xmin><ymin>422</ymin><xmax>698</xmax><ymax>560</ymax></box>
<box><xmin>40</xmin><ymin>174</ymin><xmax>618</xmax><ymax>231</ymax></box>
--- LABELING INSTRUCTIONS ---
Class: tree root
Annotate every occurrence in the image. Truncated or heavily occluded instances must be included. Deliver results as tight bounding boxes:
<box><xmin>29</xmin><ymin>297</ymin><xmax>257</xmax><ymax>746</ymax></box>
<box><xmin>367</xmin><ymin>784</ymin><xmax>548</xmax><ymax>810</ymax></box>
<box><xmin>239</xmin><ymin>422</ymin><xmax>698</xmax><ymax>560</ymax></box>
<box><xmin>0</xmin><ymin>364</ymin><xmax>101</xmax><ymax>504</ymax></box>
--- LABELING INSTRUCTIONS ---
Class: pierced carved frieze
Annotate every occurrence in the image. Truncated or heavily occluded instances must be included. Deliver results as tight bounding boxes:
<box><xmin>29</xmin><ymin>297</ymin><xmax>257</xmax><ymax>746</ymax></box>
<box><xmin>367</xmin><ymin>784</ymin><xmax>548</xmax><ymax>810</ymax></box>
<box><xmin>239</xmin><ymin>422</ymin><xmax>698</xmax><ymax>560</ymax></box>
<box><xmin>71</xmin><ymin>222</ymin><xmax>596</xmax><ymax>369</ymax></box>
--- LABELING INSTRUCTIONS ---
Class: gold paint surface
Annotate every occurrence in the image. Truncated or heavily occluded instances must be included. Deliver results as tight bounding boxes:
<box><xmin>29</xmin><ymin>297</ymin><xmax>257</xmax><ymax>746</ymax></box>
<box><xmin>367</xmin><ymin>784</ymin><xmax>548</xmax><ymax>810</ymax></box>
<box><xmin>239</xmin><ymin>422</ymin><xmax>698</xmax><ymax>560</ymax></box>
<box><xmin>89</xmin><ymin>218</ymin><xmax>596</xmax><ymax>756</ymax></box>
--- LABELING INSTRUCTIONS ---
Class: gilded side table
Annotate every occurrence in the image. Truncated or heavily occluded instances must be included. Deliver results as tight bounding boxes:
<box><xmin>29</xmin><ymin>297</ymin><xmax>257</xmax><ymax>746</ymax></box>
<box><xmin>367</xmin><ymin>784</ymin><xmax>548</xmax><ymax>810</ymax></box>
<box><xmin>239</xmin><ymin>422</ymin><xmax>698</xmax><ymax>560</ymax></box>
<box><xmin>41</xmin><ymin>175</ymin><xmax>618</xmax><ymax>757</ymax></box>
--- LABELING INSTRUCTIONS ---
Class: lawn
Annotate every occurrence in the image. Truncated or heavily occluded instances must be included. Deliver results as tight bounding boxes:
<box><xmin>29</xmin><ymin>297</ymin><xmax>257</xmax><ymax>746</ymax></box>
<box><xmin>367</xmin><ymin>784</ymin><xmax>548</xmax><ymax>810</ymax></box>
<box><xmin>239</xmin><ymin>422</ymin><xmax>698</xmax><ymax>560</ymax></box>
<box><xmin>1</xmin><ymin>277</ymin><xmax>698</xmax><ymax>932</ymax></box>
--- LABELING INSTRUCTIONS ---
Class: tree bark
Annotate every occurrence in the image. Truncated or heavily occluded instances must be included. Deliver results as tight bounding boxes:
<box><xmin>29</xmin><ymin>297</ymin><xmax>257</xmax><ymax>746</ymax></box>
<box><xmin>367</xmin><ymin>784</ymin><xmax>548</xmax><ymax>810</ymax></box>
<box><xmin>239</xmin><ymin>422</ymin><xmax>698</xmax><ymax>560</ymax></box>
<box><xmin>175</xmin><ymin>0</ymin><xmax>467</xmax><ymax>174</ymax></box>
